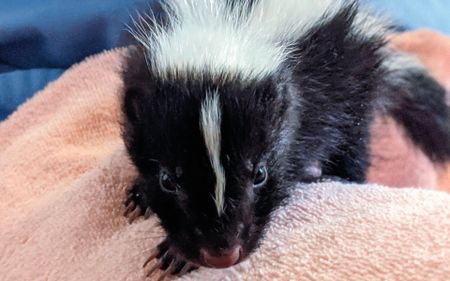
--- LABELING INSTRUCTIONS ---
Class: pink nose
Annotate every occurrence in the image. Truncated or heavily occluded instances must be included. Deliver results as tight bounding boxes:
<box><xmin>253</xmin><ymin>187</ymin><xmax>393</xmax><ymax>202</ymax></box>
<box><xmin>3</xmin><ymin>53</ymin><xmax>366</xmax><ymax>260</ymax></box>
<box><xmin>200</xmin><ymin>246</ymin><xmax>242</xmax><ymax>268</ymax></box>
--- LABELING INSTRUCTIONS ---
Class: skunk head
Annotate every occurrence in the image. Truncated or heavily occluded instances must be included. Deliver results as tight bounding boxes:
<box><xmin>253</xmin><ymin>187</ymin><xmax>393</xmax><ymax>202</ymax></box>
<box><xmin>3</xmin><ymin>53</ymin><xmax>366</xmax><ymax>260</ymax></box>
<box><xmin>122</xmin><ymin>0</ymin><xmax>383</xmax><ymax>268</ymax></box>
<box><xmin>122</xmin><ymin>45</ymin><xmax>294</xmax><ymax>267</ymax></box>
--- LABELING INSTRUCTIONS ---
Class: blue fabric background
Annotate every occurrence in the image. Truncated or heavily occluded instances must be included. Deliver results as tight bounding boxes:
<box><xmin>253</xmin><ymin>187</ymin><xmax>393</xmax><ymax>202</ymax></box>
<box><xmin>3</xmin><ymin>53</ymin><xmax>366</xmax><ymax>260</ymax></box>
<box><xmin>362</xmin><ymin>0</ymin><xmax>450</xmax><ymax>34</ymax></box>
<box><xmin>0</xmin><ymin>0</ymin><xmax>449</xmax><ymax>120</ymax></box>
<box><xmin>0</xmin><ymin>0</ymin><xmax>151</xmax><ymax>120</ymax></box>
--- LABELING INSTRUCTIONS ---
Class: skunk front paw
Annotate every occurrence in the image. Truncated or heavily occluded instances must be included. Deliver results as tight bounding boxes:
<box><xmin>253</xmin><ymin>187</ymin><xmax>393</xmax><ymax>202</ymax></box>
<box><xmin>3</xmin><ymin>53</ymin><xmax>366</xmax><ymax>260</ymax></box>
<box><xmin>143</xmin><ymin>239</ymin><xmax>198</xmax><ymax>279</ymax></box>
<box><xmin>123</xmin><ymin>182</ymin><xmax>152</xmax><ymax>223</ymax></box>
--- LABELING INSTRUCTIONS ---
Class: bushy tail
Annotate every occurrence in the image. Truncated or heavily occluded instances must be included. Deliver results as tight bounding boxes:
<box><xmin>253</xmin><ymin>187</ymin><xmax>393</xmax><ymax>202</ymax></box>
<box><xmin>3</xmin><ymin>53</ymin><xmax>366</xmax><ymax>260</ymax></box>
<box><xmin>384</xmin><ymin>67</ymin><xmax>450</xmax><ymax>162</ymax></box>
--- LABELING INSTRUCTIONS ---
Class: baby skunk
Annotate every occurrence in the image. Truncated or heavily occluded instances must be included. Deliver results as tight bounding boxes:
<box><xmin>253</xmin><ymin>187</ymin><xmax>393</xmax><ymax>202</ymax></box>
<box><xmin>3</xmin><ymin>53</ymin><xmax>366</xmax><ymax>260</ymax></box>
<box><xmin>121</xmin><ymin>0</ymin><xmax>450</xmax><ymax>277</ymax></box>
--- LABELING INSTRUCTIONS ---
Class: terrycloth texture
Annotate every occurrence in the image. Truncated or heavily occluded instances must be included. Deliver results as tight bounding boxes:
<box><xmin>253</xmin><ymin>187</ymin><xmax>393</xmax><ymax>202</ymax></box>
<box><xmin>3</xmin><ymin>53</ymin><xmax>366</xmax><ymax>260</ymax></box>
<box><xmin>1</xmin><ymin>31</ymin><xmax>450</xmax><ymax>281</ymax></box>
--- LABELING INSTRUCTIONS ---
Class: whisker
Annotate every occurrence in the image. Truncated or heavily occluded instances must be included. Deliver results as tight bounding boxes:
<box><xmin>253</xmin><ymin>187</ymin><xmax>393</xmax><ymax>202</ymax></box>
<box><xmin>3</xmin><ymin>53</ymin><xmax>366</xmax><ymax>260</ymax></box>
<box><xmin>148</xmin><ymin>158</ymin><xmax>161</xmax><ymax>163</ymax></box>
<box><xmin>112</xmin><ymin>236</ymin><xmax>165</xmax><ymax>245</ymax></box>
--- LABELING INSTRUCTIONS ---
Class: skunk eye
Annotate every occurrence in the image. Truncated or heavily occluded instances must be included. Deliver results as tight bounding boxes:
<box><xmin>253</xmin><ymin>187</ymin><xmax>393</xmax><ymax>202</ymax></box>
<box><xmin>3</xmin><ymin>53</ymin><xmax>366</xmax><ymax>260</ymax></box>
<box><xmin>253</xmin><ymin>165</ymin><xmax>268</xmax><ymax>187</ymax></box>
<box><xmin>159</xmin><ymin>170</ymin><xmax>178</xmax><ymax>193</ymax></box>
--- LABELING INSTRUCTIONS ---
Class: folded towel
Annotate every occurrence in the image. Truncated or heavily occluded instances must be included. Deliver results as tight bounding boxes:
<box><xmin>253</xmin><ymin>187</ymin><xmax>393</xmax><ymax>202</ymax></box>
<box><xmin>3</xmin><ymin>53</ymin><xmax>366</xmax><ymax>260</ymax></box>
<box><xmin>1</xmin><ymin>30</ymin><xmax>449</xmax><ymax>281</ymax></box>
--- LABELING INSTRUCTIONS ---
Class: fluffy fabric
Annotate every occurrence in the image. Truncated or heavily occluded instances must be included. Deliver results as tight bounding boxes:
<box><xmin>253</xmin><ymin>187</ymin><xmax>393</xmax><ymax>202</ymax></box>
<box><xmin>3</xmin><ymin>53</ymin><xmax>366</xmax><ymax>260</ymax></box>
<box><xmin>0</xmin><ymin>30</ymin><xmax>449</xmax><ymax>280</ymax></box>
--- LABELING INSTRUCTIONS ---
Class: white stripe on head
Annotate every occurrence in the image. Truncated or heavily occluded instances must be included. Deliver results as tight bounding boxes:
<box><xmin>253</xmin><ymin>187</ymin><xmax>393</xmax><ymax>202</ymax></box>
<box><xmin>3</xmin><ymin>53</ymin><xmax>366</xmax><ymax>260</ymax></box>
<box><xmin>130</xmin><ymin>0</ymin><xmax>389</xmax><ymax>81</ymax></box>
<box><xmin>200</xmin><ymin>91</ymin><xmax>226</xmax><ymax>216</ymax></box>
<box><xmin>130</xmin><ymin>0</ymin><xmax>288</xmax><ymax>81</ymax></box>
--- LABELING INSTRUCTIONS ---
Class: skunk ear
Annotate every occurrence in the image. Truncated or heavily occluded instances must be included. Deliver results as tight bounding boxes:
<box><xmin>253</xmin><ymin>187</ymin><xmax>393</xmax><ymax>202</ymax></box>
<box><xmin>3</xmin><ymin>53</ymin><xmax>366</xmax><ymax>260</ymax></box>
<box><xmin>122</xmin><ymin>87</ymin><xmax>146</xmax><ymax>154</ymax></box>
<box><xmin>123</xmin><ymin>87</ymin><xmax>144</xmax><ymax>123</ymax></box>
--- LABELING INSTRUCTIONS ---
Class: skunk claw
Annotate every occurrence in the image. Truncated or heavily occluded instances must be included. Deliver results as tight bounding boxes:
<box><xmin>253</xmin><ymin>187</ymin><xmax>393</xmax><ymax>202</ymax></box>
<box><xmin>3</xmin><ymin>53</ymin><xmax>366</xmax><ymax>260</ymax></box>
<box><xmin>123</xmin><ymin>192</ymin><xmax>134</xmax><ymax>205</ymax></box>
<box><xmin>145</xmin><ymin>249</ymin><xmax>168</xmax><ymax>278</ymax></box>
<box><xmin>123</xmin><ymin>201</ymin><xmax>136</xmax><ymax>217</ymax></box>
<box><xmin>145</xmin><ymin>260</ymin><xmax>162</xmax><ymax>277</ymax></box>
<box><xmin>128</xmin><ymin>205</ymin><xmax>142</xmax><ymax>223</ymax></box>
<box><xmin>142</xmin><ymin>239</ymin><xmax>198</xmax><ymax>278</ymax></box>
<box><xmin>157</xmin><ymin>260</ymin><xmax>176</xmax><ymax>281</ymax></box>
<box><xmin>144</xmin><ymin>207</ymin><xmax>153</xmax><ymax>219</ymax></box>
<box><xmin>178</xmin><ymin>262</ymin><xmax>197</xmax><ymax>276</ymax></box>
<box><xmin>143</xmin><ymin>248</ymin><xmax>159</xmax><ymax>268</ymax></box>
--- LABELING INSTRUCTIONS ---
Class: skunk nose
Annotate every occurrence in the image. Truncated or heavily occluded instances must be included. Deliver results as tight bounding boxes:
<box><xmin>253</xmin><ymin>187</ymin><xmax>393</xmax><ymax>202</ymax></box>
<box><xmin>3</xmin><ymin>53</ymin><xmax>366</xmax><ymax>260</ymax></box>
<box><xmin>200</xmin><ymin>246</ymin><xmax>242</xmax><ymax>268</ymax></box>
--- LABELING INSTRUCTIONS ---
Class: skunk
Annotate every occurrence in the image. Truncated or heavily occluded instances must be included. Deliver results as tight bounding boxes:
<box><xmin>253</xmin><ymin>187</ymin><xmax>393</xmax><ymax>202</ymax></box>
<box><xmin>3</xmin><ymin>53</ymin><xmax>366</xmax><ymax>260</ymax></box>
<box><xmin>121</xmin><ymin>0</ymin><xmax>450</xmax><ymax>277</ymax></box>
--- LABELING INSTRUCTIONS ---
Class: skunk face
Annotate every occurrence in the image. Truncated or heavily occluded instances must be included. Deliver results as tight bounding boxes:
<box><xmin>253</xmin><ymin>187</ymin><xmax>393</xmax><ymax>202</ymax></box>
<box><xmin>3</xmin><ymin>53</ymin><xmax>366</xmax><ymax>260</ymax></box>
<box><xmin>122</xmin><ymin>47</ymin><xmax>294</xmax><ymax>266</ymax></box>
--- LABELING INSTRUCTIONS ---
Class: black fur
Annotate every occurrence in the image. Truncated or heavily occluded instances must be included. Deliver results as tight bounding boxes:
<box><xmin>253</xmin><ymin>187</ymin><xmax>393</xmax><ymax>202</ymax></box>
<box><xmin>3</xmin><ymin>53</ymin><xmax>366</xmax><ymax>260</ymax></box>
<box><xmin>121</xmin><ymin>0</ymin><xmax>450</xmax><ymax>274</ymax></box>
<box><xmin>285</xmin><ymin>4</ymin><xmax>386</xmax><ymax>182</ymax></box>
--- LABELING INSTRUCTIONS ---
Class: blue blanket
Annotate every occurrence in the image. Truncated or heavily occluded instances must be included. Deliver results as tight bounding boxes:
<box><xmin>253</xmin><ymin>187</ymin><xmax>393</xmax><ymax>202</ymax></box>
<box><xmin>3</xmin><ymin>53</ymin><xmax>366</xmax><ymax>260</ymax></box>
<box><xmin>1</xmin><ymin>0</ymin><xmax>449</xmax><ymax>120</ymax></box>
<box><xmin>363</xmin><ymin>0</ymin><xmax>450</xmax><ymax>34</ymax></box>
<box><xmin>0</xmin><ymin>0</ymin><xmax>151</xmax><ymax>120</ymax></box>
